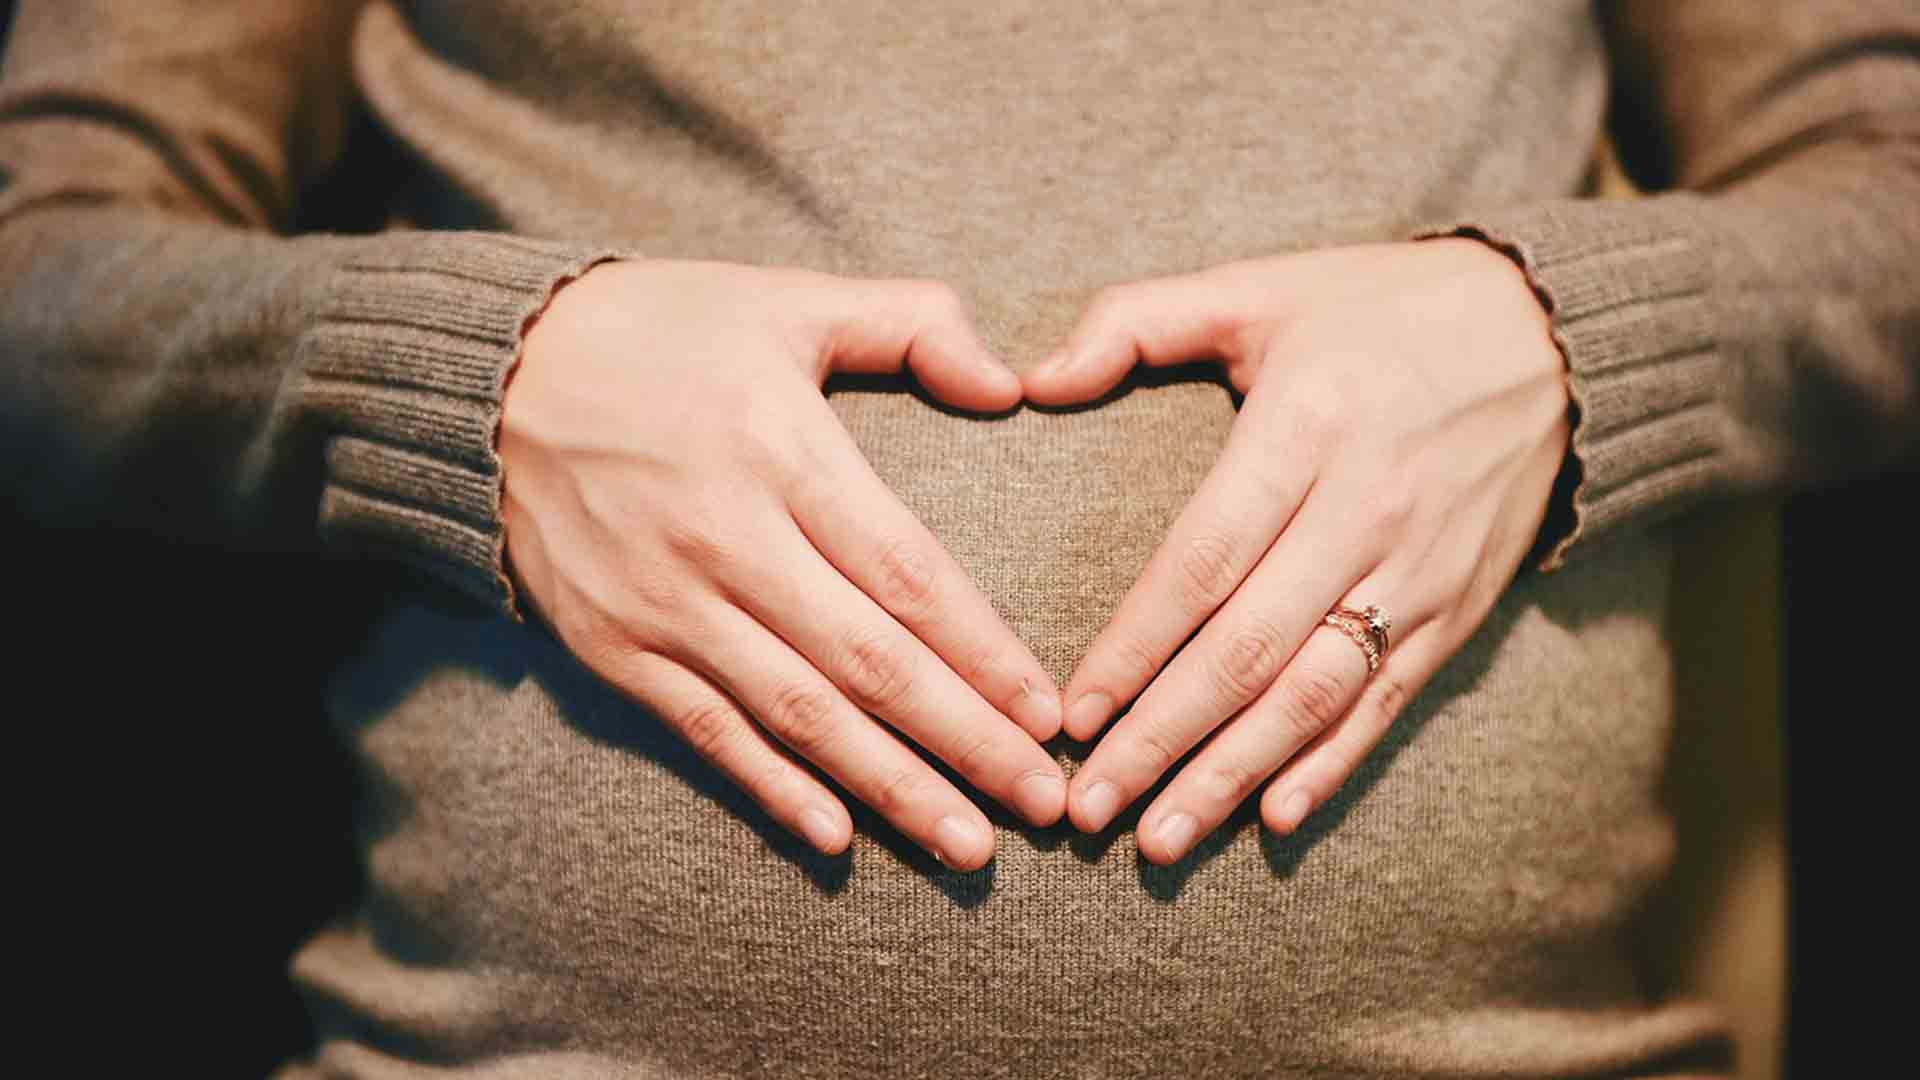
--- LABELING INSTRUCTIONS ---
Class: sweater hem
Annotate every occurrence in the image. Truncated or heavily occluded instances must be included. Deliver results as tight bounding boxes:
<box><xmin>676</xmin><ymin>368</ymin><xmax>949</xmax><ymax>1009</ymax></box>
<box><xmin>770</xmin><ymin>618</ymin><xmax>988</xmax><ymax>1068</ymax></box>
<box><xmin>302</xmin><ymin>233</ymin><xmax>627</xmax><ymax>618</ymax></box>
<box><xmin>1416</xmin><ymin>196</ymin><xmax>1727</xmax><ymax>572</ymax></box>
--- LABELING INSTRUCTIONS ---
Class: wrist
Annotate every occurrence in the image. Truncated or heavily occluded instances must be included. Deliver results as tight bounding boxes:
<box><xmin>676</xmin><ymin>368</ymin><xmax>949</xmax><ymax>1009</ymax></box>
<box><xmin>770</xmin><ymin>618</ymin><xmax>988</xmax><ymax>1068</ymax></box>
<box><xmin>498</xmin><ymin>256</ymin><xmax>630</xmax><ymax>620</ymax></box>
<box><xmin>1413</xmin><ymin>235</ymin><xmax>1576</xmax><ymax>571</ymax></box>
<box><xmin>1426</xmin><ymin>235</ymin><xmax>1569</xmax><ymax>383</ymax></box>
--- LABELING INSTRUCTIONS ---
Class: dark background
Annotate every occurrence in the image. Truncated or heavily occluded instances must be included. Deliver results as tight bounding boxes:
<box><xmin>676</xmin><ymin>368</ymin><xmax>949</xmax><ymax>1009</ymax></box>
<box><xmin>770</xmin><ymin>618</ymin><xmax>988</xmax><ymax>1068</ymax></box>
<box><xmin>3</xmin><ymin>3</ymin><xmax>1907</xmax><ymax>1074</ymax></box>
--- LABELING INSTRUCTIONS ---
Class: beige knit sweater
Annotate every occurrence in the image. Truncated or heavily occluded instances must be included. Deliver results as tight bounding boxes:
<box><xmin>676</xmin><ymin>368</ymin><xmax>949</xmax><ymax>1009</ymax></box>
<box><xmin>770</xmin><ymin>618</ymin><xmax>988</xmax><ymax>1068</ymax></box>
<box><xmin>3</xmin><ymin>2</ymin><xmax>1916</xmax><ymax>1077</ymax></box>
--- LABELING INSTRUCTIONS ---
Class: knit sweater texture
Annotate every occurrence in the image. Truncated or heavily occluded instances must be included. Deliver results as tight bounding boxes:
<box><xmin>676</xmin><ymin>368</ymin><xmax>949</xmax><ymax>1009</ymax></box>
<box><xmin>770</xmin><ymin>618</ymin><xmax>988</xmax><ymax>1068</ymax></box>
<box><xmin>2</xmin><ymin>2</ymin><xmax>1916</xmax><ymax>1077</ymax></box>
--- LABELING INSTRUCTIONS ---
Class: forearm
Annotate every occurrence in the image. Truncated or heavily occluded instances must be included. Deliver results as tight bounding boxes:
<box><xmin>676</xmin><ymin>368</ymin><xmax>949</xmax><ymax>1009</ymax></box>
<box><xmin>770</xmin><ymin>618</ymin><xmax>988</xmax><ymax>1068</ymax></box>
<box><xmin>0</xmin><ymin>203</ymin><xmax>615</xmax><ymax>611</ymax></box>
<box><xmin>1429</xmin><ymin>4</ymin><xmax>1920</xmax><ymax>569</ymax></box>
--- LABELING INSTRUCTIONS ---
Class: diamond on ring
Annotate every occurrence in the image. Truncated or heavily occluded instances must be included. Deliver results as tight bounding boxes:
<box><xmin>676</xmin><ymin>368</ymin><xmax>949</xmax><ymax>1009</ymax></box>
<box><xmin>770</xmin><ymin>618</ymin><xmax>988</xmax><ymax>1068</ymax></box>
<box><xmin>1326</xmin><ymin>604</ymin><xmax>1394</xmax><ymax>673</ymax></box>
<box><xmin>1360</xmin><ymin>605</ymin><xmax>1392</xmax><ymax>653</ymax></box>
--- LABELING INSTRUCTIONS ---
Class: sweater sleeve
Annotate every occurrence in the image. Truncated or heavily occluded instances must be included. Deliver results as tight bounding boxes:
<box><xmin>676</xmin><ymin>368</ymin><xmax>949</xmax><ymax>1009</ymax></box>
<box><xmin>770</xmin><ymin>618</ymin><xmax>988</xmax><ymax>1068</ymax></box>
<box><xmin>1421</xmin><ymin>1</ymin><xmax>1920</xmax><ymax>571</ymax></box>
<box><xmin>0</xmin><ymin>1</ymin><xmax>619</xmax><ymax>616</ymax></box>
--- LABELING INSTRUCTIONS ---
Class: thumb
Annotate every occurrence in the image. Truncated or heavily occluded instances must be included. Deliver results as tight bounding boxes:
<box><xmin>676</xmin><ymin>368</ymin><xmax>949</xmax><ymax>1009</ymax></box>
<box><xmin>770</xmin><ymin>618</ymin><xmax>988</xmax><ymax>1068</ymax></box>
<box><xmin>819</xmin><ymin>278</ymin><xmax>1021</xmax><ymax>411</ymax></box>
<box><xmin>1023</xmin><ymin>265</ymin><xmax>1289</xmax><ymax>406</ymax></box>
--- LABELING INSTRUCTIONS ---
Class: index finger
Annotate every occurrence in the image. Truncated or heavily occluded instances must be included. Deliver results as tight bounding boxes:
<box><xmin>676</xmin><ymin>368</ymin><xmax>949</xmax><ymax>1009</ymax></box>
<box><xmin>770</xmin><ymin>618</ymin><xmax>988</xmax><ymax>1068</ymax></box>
<box><xmin>784</xmin><ymin>402</ymin><xmax>1063</xmax><ymax>741</ymax></box>
<box><xmin>1058</xmin><ymin>414</ymin><xmax>1312</xmax><ymax>740</ymax></box>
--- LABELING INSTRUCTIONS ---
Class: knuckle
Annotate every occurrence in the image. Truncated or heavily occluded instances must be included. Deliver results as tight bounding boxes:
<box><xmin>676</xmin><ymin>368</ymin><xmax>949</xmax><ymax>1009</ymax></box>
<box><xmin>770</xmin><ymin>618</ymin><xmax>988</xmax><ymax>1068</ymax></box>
<box><xmin>838</xmin><ymin>626</ymin><xmax>915</xmax><ymax>712</ymax></box>
<box><xmin>573</xmin><ymin>613</ymin><xmax>670</xmax><ymax>681</ymax></box>
<box><xmin>617</xmin><ymin>566</ymin><xmax>686</xmax><ymax>623</ymax></box>
<box><xmin>1274</xmin><ymin>663</ymin><xmax>1350</xmax><ymax>742</ymax></box>
<box><xmin>949</xmin><ymin>729</ymin><xmax>1003</xmax><ymax>783</ymax></box>
<box><xmin>1286</xmin><ymin>377</ymin><xmax>1346</xmax><ymax>448</ymax></box>
<box><xmin>1107</xmin><ymin>633</ymin><xmax>1164</xmax><ymax>690</ymax></box>
<box><xmin>659</xmin><ymin>509</ymin><xmax>732</xmax><ymax>569</ymax></box>
<box><xmin>747</xmin><ymin>763</ymin><xmax>808</xmax><ymax>818</ymax></box>
<box><xmin>1174</xmin><ymin>531</ymin><xmax>1240</xmax><ymax>613</ymax></box>
<box><xmin>1247</xmin><ymin>452</ymin><xmax>1302</xmax><ymax>507</ymax></box>
<box><xmin>955</xmin><ymin>640</ymin><xmax>1005</xmax><ymax>694</ymax></box>
<box><xmin>676</xmin><ymin>700</ymin><xmax>741</xmax><ymax>762</ymax></box>
<box><xmin>735</xmin><ymin>420</ymin><xmax>801</xmax><ymax>485</ymax></box>
<box><xmin>1367</xmin><ymin>473</ymin><xmax>1418</xmax><ymax>534</ymax></box>
<box><xmin>767</xmin><ymin>682</ymin><xmax>843</xmax><ymax>757</ymax></box>
<box><xmin>1368</xmin><ymin>674</ymin><xmax>1413</xmax><ymax>731</ymax></box>
<box><xmin>872</xmin><ymin>536</ymin><xmax>939</xmax><ymax>615</ymax></box>
<box><xmin>1212</xmin><ymin>617</ymin><xmax>1288</xmax><ymax>701</ymax></box>
<box><xmin>564</xmin><ymin>606</ymin><xmax>639</xmax><ymax>668</ymax></box>
<box><xmin>1134</xmin><ymin>717</ymin><xmax>1189</xmax><ymax>772</ymax></box>
<box><xmin>1191</xmin><ymin>760</ymin><xmax>1261</xmax><ymax>809</ymax></box>
<box><xmin>869</xmin><ymin>765</ymin><xmax>932</xmax><ymax>818</ymax></box>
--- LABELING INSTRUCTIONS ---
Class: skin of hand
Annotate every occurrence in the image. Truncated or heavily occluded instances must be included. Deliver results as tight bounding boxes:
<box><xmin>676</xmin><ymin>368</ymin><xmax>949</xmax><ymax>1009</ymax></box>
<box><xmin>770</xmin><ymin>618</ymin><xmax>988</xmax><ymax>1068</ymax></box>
<box><xmin>500</xmin><ymin>260</ymin><xmax>1067</xmax><ymax>871</ymax></box>
<box><xmin>1024</xmin><ymin>238</ymin><xmax>1572</xmax><ymax>864</ymax></box>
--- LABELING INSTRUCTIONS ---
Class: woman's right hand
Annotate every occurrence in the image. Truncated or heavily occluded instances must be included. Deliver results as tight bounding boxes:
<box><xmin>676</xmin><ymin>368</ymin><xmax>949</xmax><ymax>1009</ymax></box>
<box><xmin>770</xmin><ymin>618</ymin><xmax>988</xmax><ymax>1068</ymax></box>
<box><xmin>499</xmin><ymin>260</ymin><xmax>1064</xmax><ymax>870</ymax></box>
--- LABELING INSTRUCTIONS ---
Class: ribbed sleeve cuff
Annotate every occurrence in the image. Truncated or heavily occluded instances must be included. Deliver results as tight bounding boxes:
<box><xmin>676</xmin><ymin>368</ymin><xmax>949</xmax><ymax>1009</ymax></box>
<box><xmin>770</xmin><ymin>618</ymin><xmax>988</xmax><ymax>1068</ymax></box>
<box><xmin>1417</xmin><ymin>196</ymin><xmax>1727</xmax><ymax>571</ymax></box>
<box><xmin>300</xmin><ymin>232</ymin><xmax>624</xmax><ymax>618</ymax></box>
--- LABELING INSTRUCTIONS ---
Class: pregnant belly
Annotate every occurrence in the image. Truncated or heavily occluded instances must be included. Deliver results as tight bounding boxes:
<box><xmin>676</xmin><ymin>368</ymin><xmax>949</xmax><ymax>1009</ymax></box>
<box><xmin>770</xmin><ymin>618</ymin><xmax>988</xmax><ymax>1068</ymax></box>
<box><xmin>293</xmin><ymin>383</ymin><xmax>1725</xmax><ymax>1078</ymax></box>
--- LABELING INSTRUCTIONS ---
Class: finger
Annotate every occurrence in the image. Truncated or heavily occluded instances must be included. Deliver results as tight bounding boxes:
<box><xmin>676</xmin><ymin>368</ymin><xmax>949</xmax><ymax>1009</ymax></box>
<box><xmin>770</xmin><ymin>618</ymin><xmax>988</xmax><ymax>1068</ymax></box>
<box><xmin>1134</xmin><ymin>566</ymin><xmax>1433</xmax><ymax>862</ymax></box>
<box><xmin>785</xmin><ymin>408</ymin><xmax>1064</xmax><ymax>742</ymax></box>
<box><xmin>1134</xmin><ymin>623</ymin><xmax>1371</xmax><ymax>864</ymax></box>
<box><xmin>1262</xmin><ymin>621</ymin><xmax>1450</xmax><ymax>836</ymax></box>
<box><xmin>1058</xmin><ymin>414</ymin><xmax>1314</xmax><ymax>741</ymax></box>
<box><xmin>1067</xmin><ymin>490</ymin><xmax>1376</xmax><ymax>833</ymax></box>
<box><xmin>1023</xmin><ymin>268</ymin><xmax>1277</xmax><ymax>406</ymax></box>
<box><xmin>675</xmin><ymin>601</ymin><xmax>999</xmax><ymax>871</ymax></box>
<box><xmin>720</xmin><ymin>525</ymin><xmax>1067</xmax><ymax>827</ymax></box>
<box><xmin>617</xmin><ymin>649</ymin><xmax>852</xmax><ymax>856</ymax></box>
<box><xmin>820</xmin><ymin>277</ymin><xmax>1021</xmax><ymax>411</ymax></box>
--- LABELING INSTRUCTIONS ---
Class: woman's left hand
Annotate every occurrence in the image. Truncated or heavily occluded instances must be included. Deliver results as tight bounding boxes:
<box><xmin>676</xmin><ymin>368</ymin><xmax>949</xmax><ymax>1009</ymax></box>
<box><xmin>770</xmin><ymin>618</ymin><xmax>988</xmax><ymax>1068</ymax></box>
<box><xmin>1024</xmin><ymin>239</ymin><xmax>1572</xmax><ymax>863</ymax></box>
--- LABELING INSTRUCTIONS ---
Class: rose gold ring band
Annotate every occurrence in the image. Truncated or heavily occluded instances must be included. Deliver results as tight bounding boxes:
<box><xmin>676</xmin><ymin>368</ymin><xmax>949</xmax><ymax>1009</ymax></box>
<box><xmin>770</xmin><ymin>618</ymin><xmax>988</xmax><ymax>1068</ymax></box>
<box><xmin>1324</xmin><ymin>604</ymin><xmax>1393</xmax><ymax>675</ymax></box>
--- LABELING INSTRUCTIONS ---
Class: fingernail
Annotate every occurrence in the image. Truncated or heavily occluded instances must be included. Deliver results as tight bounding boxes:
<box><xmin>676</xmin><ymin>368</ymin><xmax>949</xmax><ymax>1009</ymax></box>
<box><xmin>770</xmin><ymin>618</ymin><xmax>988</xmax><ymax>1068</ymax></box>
<box><xmin>1075</xmin><ymin>778</ymin><xmax>1124</xmax><ymax>832</ymax></box>
<box><xmin>932</xmin><ymin>815</ymin><xmax>989</xmax><ymax>868</ymax></box>
<box><xmin>1154</xmin><ymin>813</ymin><xmax>1197</xmax><ymax>861</ymax></box>
<box><xmin>1063</xmin><ymin>691</ymin><xmax>1112</xmax><ymax>740</ymax></box>
<box><xmin>799</xmin><ymin>807</ymin><xmax>842</xmax><ymax>853</ymax></box>
<box><xmin>1275</xmin><ymin>790</ymin><xmax>1312</xmax><ymax>833</ymax></box>
<box><xmin>1013</xmin><ymin>771</ymin><xmax>1067</xmax><ymax>825</ymax></box>
<box><xmin>1014</xmin><ymin>678</ymin><xmax>1064</xmax><ymax>738</ymax></box>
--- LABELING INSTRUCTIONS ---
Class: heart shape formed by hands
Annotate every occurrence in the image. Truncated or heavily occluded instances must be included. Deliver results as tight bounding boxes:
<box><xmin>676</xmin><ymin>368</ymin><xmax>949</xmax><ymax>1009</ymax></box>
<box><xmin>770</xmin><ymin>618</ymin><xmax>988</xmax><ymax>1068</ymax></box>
<box><xmin>502</xmin><ymin>241</ymin><xmax>1569</xmax><ymax>870</ymax></box>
